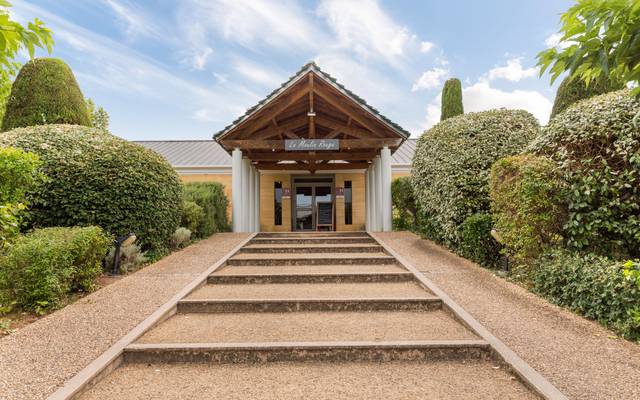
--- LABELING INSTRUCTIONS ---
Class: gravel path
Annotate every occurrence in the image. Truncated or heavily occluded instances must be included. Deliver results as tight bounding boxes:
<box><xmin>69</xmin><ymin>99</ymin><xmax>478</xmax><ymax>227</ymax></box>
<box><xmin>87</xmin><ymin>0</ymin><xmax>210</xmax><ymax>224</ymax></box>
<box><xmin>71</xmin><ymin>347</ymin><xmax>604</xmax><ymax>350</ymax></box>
<box><xmin>79</xmin><ymin>360</ymin><xmax>537</xmax><ymax>400</ymax></box>
<box><xmin>186</xmin><ymin>282</ymin><xmax>432</xmax><ymax>299</ymax></box>
<box><xmin>0</xmin><ymin>233</ymin><xmax>248</xmax><ymax>400</ymax></box>
<box><xmin>378</xmin><ymin>231</ymin><xmax>640</xmax><ymax>400</ymax></box>
<box><xmin>137</xmin><ymin>310</ymin><xmax>478</xmax><ymax>343</ymax></box>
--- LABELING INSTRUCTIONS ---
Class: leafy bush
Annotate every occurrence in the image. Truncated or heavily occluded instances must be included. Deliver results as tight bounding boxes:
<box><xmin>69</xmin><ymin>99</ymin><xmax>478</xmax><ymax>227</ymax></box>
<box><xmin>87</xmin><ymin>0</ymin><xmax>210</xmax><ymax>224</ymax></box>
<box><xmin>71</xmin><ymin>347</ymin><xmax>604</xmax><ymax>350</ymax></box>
<box><xmin>550</xmin><ymin>75</ymin><xmax>623</xmax><ymax>118</ymax></box>
<box><xmin>181</xmin><ymin>200</ymin><xmax>205</xmax><ymax>233</ymax></box>
<box><xmin>459</xmin><ymin>213</ymin><xmax>501</xmax><ymax>267</ymax></box>
<box><xmin>2</xmin><ymin>58</ymin><xmax>91</xmax><ymax>131</ymax></box>
<box><xmin>183</xmin><ymin>182</ymin><xmax>229</xmax><ymax>238</ymax></box>
<box><xmin>0</xmin><ymin>124</ymin><xmax>183</xmax><ymax>252</ymax></box>
<box><xmin>0</xmin><ymin>226</ymin><xmax>110</xmax><ymax>313</ymax></box>
<box><xmin>489</xmin><ymin>155</ymin><xmax>567</xmax><ymax>265</ymax></box>
<box><xmin>533</xmin><ymin>250</ymin><xmax>640</xmax><ymax>340</ymax></box>
<box><xmin>171</xmin><ymin>227</ymin><xmax>191</xmax><ymax>249</ymax></box>
<box><xmin>529</xmin><ymin>89</ymin><xmax>640</xmax><ymax>258</ymax></box>
<box><xmin>441</xmin><ymin>78</ymin><xmax>464</xmax><ymax>121</ymax></box>
<box><xmin>106</xmin><ymin>243</ymin><xmax>148</xmax><ymax>274</ymax></box>
<box><xmin>412</xmin><ymin>109</ymin><xmax>540</xmax><ymax>251</ymax></box>
<box><xmin>391</xmin><ymin>176</ymin><xmax>416</xmax><ymax>230</ymax></box>
<box><xmin>0</xmin><ymin>146</ymin><xmax>42</xmax><ymax>246</ymax></box>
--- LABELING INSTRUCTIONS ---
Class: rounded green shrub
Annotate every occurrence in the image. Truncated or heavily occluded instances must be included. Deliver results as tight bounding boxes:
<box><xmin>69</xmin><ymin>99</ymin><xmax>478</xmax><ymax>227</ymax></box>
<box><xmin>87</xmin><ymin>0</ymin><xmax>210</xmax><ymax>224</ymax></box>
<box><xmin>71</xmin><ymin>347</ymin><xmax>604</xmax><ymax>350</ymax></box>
<box><xmin>2</xmin><ymin>58</ymin><xmax>91</xmax><ymax>131</ymax></box>
<box><xmin>440</xmin><ymin>78</ymin><xmax>463</xmax><ymax>121</ymax></box>
<box><xmin>391</xmin><ymin>176</ymin><xmax>416</xmax><ymax>230</ymax></box>
<box><xmin>529</xmin><ymin>89</ymin><xmax>640</xmax><ymax>258</ymax></box>
<box><xmin>0</xmin><ymin>226</ymin><xmax>111</xmax><ymax>313</ymax></box>
<box><xmin>0</xmin><ymin>124</ymin><xmax>183</xmax><ymax>251</ymax></box>
<box><xmin>183</xmin><ymin>182</ymin><xmax>229</xmax><ymax>238</ymax></box>
<box><xmin>489</xmin><ymin>155</ymin><xmax>567</xmax><ymax>266</ymax></box>
<box><xmin>412</xmin><ymin>109</ymin><xmax>540</xmax><ymax>250</ymax></box>
<box><xmin>550</xmin><ymin>75</ymin><xmax>623</xmax><ymax>119</ymax></box>
<box><xmin>181</xmin><ymin>200</ymin><xmax>205</xmax><ymax>234</ymax></box>
<box><xmin>459</xmin><ymin>213</ymin><xmax>501</xmax><ymax>267</ymax></box>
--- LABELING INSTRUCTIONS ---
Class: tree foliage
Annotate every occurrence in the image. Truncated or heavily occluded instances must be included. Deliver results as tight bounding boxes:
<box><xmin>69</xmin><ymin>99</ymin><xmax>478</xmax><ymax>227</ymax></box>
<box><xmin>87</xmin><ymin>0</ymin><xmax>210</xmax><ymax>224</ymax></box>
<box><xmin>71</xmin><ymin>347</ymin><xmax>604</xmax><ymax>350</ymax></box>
<box><xmin>440</xmin><ymin>78</ymin><xmax>463</xmax><ymax>121</ymax></box>
<box><xmin>550</xmin><ymin>75</ymin><xmax>624</xmax><ymax>118</ymax></box>
<box><xmin>2</xmin><ymin>58</ymin><xmax>91</xmax><ymax>131</ymax></box>
<box><xmin>537</xmin><ymin>0</ymin><xmax>640</xmax><ymax>97</ymax></box>
<box><xmin>86</xmin><ymin>98</ymin><xmax>109</xmax><ymax>131</ymax></box>
<box><xmin>391</xmin><ymin>176</ymin><xmax>416</xmax><ymax>230</ymax></box>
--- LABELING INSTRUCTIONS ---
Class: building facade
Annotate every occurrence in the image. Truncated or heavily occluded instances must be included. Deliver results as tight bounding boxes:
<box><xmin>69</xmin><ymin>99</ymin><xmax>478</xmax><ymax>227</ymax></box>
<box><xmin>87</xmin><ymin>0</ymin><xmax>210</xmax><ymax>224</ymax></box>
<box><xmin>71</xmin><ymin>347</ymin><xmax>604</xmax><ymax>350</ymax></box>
<box><xmin>137</xmin><ymin>63</ymin><xmax>415</xmax><ymax>233</ymax></box>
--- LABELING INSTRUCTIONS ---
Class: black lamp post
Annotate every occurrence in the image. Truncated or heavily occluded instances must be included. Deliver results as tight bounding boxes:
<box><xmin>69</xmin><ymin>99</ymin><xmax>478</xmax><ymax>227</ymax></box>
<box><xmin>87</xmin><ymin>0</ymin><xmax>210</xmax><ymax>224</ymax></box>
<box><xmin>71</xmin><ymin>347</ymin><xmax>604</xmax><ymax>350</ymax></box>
<box><xmin>111</xmin><ymin>232</ymin><xmax>136</xmax><ymax>275</ymax></box>
<box><xmin>490</xmin><ymin>228</ymin><xmax>509</xmax><ymax>273</ymax></box>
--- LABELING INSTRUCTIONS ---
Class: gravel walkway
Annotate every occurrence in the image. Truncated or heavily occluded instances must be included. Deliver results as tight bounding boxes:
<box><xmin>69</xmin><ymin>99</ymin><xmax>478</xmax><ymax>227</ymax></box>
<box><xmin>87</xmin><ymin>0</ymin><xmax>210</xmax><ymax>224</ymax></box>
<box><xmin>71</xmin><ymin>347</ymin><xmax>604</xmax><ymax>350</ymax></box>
<box><xmin>378</xmin><ymin>231</ymin><xmax>640</xmax><ymax>400</ymax></box>
<box><xmin>0</xmin><ymin>233</ymin><xmax>248</xmax><ymax>400</ymax></box>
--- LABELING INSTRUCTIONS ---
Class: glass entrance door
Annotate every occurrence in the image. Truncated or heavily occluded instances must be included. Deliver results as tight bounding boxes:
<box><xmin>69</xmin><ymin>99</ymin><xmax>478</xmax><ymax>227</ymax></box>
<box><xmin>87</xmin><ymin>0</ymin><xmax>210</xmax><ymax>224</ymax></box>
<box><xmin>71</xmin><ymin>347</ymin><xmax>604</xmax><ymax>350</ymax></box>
<box><xmin>293</xmin><ymin>180</ymin><xmax>334</xmax><ymax>231</ymax></box>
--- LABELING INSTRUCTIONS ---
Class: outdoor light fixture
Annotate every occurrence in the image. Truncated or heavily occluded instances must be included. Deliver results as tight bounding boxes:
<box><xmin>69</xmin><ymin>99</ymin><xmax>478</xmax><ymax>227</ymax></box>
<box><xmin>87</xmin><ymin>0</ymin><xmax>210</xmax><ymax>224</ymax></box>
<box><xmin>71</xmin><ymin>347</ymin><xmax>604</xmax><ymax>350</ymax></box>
<box><xmin>490</xmin><ymin>229</ymin><xmax>509</xmax><ymax>273</ymax></box>
<box><xmin>110</xmin><ymin>232</ymin><xmax>136</xmax><ymax>275</ymax></box>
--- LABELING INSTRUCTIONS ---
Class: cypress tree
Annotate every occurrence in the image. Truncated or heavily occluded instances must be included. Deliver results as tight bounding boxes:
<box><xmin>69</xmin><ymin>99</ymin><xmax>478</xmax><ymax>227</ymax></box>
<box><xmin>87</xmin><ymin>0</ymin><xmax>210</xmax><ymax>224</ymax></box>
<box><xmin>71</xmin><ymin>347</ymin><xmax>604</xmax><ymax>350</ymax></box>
<box><xmin>440</xmin><ymin>78</ymin><xmax>463</xmax><ymax>121</ymax></box>
<box><xmin>2</xmin><ymin>58</ymin><xmax>91</xmax><ymax>131</ymax></box>
<box><xmin>550</xmin><ymin>75</ymin><xmax>624</xmax><ymax>118</ymax></box>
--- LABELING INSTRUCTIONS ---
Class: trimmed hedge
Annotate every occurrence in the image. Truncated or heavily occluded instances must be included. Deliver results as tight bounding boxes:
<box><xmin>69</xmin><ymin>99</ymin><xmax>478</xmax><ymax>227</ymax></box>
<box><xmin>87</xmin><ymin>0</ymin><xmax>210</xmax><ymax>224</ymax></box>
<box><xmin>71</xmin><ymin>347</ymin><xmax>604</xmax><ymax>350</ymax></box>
<box><xmin>391</xmin><ymin>176</ymin><xmax>416</xmax><ymax>230</ymax></box>
<box><xmin>2</xmin><ymin>58</ymin><xmax>91</xmax><ymax>131</ymax></box>
<box><xmin>0</xmin><ymin>124</ymin><xmax>183</xmax><ymax>252</ymax></box>
<box><xmin>459</xmin><ymin>213</ymin><xmax>501</xmax><ymax>267</ymax></box>
<box><xmin>489</xmin><ymin>155</ymin><xmax>567</xmax><ymax>266</ymax></box>
<box><xmin>0</xmin><ymin>226</ymin><xmax>111</xmax><ymax>313</ymax></box>
<box><xmin>440</xmin><ymin>78</ymin><xmax>463</xmax><ymax>121</ymax></box>
<box><xmin>533</xmin><ymin>250</ymin><xmax>640</xmax><ymax>340</ymax></box>
<box><xmin>529</xmin><ymin>89</ymin><xmax>640</xmax><ymax>258</ymax></box>
<box><xmin>412</xmin><ymin>109</ymin><xmax>540</xmax><ymax>251</ymax></box>
<box><xmin>550</xmin><ymin>75</ymin><xmax>623</xmax><ymax>118</ymax></box>
<box><xmin>182</xmin><ymin>182</ymin><xmax>229</xmax><ymax>238</ymax></box>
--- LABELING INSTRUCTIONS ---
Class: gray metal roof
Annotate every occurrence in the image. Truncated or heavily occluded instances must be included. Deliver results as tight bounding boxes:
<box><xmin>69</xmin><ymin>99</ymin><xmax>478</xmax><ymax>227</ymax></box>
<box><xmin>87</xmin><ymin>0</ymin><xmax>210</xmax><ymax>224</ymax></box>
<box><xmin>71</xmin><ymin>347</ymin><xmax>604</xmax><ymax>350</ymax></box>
<box><xmin>134</xmin><ymin>139</ymin><xmax>417</xmax><ymax>168</ymax></box>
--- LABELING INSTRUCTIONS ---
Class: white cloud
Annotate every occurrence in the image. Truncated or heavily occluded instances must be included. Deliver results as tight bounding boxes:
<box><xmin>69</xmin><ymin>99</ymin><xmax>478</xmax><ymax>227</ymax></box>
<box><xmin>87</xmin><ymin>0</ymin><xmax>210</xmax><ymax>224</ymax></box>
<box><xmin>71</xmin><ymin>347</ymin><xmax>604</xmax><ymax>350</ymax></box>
<box><xmin>191</xmin><ymin>47</ymin><xmax>213</xmax><ymax>71</ymax></box>
<box><xmin>412</xmin><ymin>68</ymin><xmax>448</xmax><ymax>91</ymax></box>
<box><xmin>317</xmin><ymin>0</ymin><xmax>412</xmax><ymax>66</ymax></box>
<box><xmin>486</xmin><ymin>58</ymin><xmax>538</xmax><ymax>82</ymax></box>
<box><xmin>420</xmin><ymin>41</ymin><xmax>434</xmax><ymax>53</ymax></box>
<box><xmin>234</xmin><ymin>59</ymin><xmax>284</xmax><ymax>88</ymax></box>
<box><xmin>544</xmin><ymin>33</ymin><xmax>572</xmax><ymax>49</ymax></box>
<box><xmin>102</xmin><ymin>0</ymin><xmax>162</xmax><ymax>40</ymax></box>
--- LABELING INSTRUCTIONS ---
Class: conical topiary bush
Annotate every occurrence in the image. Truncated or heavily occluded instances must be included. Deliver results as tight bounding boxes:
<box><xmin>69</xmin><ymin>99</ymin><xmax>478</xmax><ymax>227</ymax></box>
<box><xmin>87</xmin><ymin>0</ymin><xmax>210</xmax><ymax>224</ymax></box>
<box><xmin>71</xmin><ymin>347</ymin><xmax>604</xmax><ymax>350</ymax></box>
<box><xmin>440</xmin><ymin>78</ymin><xmax>463</xmax><ymax>121</ymax></box>
<box><xmin>1</xmin><ymin>58</ymin><xmax>91</xmax><ymax>131</ymax></box>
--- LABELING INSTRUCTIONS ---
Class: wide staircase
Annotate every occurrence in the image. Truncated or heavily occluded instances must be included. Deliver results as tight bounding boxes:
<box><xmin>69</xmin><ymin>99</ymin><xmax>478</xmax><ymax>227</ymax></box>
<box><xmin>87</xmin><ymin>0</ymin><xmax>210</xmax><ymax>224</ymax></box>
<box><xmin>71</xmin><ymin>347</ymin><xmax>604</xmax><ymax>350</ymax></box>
<box><xmin>80</xmin><ymin>232</ymin><xmax>537</xmax><ymax>399</ymax></box>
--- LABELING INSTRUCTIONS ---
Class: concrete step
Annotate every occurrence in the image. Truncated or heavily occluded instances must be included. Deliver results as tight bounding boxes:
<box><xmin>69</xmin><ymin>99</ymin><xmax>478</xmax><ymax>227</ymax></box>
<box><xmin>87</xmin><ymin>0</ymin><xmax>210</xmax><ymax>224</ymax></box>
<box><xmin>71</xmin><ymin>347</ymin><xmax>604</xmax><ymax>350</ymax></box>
<box><xmin>79</xmin><ymin>360</ymin><xmax>538</xmax><ymax>400</ymax></box>
<box><xmin>250</xmin><ymin>237</ymin><xmax>375</xmax><ymax>245</ymax></box>
<box><xmin>187</xmin><ymin>281</ymin><xmax>430</xmax><ymax>300</ymax></box>
<box><xmin>227</xmin><ymin>252</ymin><xmax>396</xmax><ymax>266</ymax></box>
<box><xmin>208</xmin><ymin>271</ymin><xmax>415</xmax><ymax>284</ymax></box>
<box><xmin>137</xmin><ymin>311</ymin><xmax>477</xmax><ymax>344</ymax></box>
<box><xmin>239</xmin><ymin>243</ymin><xmax>383</xmax><ymax>254</ymax></box>
<box><xmin>123</xmin><ymin>340</ymin><xmax>490</xmax><ymax>364</ymax></box>
<box><xmin>214</xmin><ymin>264</ymin><xmax>407</xmax><ymax>276</ymax></box>
<box><xmin>177</xmin><ymin>298</ymin><xmax>442</xmax><ymax>313</ymax></box>
<box><xmin>256</xmin><ymin>232</ymin><xmax>367</xmax><ymax>238</ymax></box>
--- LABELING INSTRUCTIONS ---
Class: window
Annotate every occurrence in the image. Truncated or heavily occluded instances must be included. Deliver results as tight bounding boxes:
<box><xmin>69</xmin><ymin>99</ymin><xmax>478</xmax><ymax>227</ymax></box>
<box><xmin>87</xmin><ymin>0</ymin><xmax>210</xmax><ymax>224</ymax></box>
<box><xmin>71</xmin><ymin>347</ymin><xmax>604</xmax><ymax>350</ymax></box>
<box><xmin>274</xmin><ymin>181</ymin><xmax>282</xmax><ymax>225</ymax></box>
<box><xmin>344</xmin><ymin>181</ymin><xmax>352</xmax><ymax>225</ymax></box>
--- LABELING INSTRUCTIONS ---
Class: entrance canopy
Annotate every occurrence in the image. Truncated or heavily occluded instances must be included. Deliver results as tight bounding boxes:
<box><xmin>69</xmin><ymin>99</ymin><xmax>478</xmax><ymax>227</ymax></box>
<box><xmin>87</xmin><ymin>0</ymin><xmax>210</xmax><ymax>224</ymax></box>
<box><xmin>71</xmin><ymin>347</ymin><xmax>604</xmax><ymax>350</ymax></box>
<box><xmin>214</xmin><ymin>62</ymin><xmax>409</xmax><ymax>173</ymax></box>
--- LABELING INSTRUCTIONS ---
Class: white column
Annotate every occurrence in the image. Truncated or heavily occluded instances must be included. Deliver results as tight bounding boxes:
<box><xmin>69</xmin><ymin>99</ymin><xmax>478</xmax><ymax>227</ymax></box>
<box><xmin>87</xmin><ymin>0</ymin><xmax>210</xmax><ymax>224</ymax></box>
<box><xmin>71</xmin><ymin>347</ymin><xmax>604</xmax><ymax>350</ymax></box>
<box><xmin>365</xmin><ymin>168</ymin><xmax>370</xmax><ymax>231</ymax></box>
<box><xmin>368</xmin><ymin>165</ymin><xmax>375</xmax><ymax>231</ymax></box>
<box><xmin>381</xmin><ymin>146</ymin><xmax>392</xmax><ymax>232</ymax></box>
<box><xmin>241</xmin><ymin>158</ymin><xmax>251</xmax><ymax>232</ymax></box>
<box><xmin>375</xmin><ymin>155</ymin><xmax>383</xmax><ymax>231</ymax></box>
<box><xmin>248</xmin><ymin>165</ymin><xmax>255</xmax><ymax>232</ymax></box>
<box><xmin>253</xmin><ymin>167</ymin><xmax>260</xmax><ymax>232</ymax></box>
<box><xmin>232</xmin><ymin>149</ymin><xmax>243</xmax><ymax>232</ymax></box>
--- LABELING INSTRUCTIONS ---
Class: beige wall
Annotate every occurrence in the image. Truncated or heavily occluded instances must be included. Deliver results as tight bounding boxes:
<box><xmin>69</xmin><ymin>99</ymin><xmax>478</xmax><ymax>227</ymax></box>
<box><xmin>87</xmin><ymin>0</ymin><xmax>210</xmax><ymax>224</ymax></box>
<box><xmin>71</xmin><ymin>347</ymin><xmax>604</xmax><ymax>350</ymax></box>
<box><xmin>392</xmin><ymin>171</ymin><xmax>410</xmax><ymax>180</ymax></box>
<box><xmin>334</xmin><ymin>172</ymin><xmax>365</xmax><ymax>231</ymax></box>
<box><xmin>259</xmin><ymin>173</ymin><xmax>292</xmax><ymax>232</ymax></box>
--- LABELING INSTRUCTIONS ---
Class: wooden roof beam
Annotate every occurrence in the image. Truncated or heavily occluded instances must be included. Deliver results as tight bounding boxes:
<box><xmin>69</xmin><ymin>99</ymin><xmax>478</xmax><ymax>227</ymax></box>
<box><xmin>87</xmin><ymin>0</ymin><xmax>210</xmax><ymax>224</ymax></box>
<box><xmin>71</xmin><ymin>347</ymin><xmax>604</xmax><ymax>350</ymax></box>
<box><xmin>222</xmin><ymin>138</ymin><xmax>402</xmax><ymax>150</ymax></box>
<box><xmin>250</xmin><ymin>115</ymin><xmax>308</xmax><ymax>140</ymax></box>
<box><xmin>256</xmin><ymin>162</ymin><xmax>369</xmax><ymax>171</ymax></box>
<box><xmin>247</xmin><ymin>152</ymin><xmax>377</xmax><ymax>161</ymax></box>
<box><xmin>315</xmin><ymin>116</ymin><xmax>373</xmax><ymax>139</ymax></box>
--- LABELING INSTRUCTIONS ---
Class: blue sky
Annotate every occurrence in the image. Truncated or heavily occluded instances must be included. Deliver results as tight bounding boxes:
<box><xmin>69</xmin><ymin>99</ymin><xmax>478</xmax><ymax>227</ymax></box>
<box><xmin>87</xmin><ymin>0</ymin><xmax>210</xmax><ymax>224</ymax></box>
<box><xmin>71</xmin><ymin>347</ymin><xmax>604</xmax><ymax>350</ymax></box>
<box><xmin>13</xmin><ymin>0</ymin><xmax>573</xmax><ymax>140</ymax></box>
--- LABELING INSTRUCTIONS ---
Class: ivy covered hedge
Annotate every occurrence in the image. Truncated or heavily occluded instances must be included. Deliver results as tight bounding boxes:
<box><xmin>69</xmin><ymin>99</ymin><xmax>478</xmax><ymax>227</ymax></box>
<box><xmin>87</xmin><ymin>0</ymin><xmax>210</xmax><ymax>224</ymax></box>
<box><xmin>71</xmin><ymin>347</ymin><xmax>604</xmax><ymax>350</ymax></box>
<box><xmin>2</xmin><ymin>58</ymin><xmax>91</xmax><ymax>131</ymax></box>
<box><xmin>391</xmin><ymin>176</ymin><xmax>416</xmax><ymax>230</ymax></box>
<box><xmin>182</xmin><ymin>182</ymin><xmax>229</xmax><ymax>238</ymax></box>
<box><xmin>0</xmin><ymin>124</ymin><xmax>183</xmax><ymax>252</ymax></box>
<box><xmin>412</xmin><ymin>109</ymin><xmax>540</xmax><ymax>251</ymax></box>
<box><xmin>549</xmin><ymin>75</ymin><xmax>623</xmax><ymax>118</ymax></box>
<box><xmin>529</xmin><ymin>89</ymin><xmax>640</xmax><ymax>258</ymax></box>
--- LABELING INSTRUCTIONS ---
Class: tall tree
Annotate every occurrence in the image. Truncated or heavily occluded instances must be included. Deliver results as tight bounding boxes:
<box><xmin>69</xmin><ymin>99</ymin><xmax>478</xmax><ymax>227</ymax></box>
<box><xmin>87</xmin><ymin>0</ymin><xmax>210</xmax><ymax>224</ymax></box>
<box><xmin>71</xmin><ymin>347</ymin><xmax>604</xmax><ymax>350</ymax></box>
<box><xmin>440</xmin><ymin>78</ymin><xmax>463</xmax><ymax>121</ymax></box>
<box><xmin>537</xmin><ymin>0</ymin><xmax>640</xmax><ymax>95</ymax></box>
<box><xmin>86</xmin><ymin>98</ymin><xmax>110</xmax><ymax>131</ymax></box>
<box><xmin>0</xmin><ymin>1</ymin><xmax>54</xmax><ymax>121</ymax></box>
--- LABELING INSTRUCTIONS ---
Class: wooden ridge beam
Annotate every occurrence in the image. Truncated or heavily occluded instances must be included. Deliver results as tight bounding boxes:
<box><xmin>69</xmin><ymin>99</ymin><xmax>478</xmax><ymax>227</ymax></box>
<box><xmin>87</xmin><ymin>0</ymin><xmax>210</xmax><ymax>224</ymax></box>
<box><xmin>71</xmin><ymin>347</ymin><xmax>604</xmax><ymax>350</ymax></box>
<box><xmin>256</xmin><ymin>162</ymin><xmax>370</xmax><ymax>171</ymax></box>
<box><xmin>250</xmin><ymin>115</ymin><xmax>308</xmax><ymax>140</ymax></box>
<box><xmin>221</xmin><ymin>138</ymin><xmax>402</xmax><ymax>150</ymax></box>
<box><xmin>315</xmin><ymin>116</ymin><xmax>373</xmax><ymax>139</ymax></box>
<box><xmin>247</xmin><ymin>152</ymin><xmax>377</xmax><ymax>161</ymax></box>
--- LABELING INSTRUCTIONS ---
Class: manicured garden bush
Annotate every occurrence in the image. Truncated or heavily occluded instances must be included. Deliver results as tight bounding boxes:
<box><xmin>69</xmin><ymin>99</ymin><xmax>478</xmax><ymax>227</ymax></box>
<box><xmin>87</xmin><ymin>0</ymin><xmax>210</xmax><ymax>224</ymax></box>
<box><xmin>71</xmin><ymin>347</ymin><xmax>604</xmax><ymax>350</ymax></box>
<box><xmin>489</xmin><ymin>155</ymin><xmax>567</xmax><ymax>266</ymax></box>
<box><xmin>391</xmin><ymin>176</ymin><xmax>416</xmax><ymax>230</ymax></box>
<box><xmin>2</xmin><ymin>58</ymin><xmax>91</xmax><ymax>131</ymax></box>
<box><xmin>412</xmin><ymin>109</ymin><xmax>540</xmax><ymax>252</ymax></box>
<box><xmin>550</xmin><ymin>75</ymin><xmax>623</xmax><ymax>118</ymax></box>
<box><xmin>182</xmin><ymin>182</ymin><xmax>229</xmax><ymax>238</ymax></box>
<box><xmin>171</xmin><ymin>227</ymin><xmax>191</xmax><ymax>249</ymax></box>
<box><xmin>529</xmin><ymin>89</ymin><xmax>640</xmax><ymax>258</ymax></box>
<box><xmin>440</xmin><ymin>78</ymin><xmax>463</xmax><ymax>121</ymax></box>
<box><xmin>459</xmin><ymin>213</ymin><xmax>501</xmax><ymax>267</ymax></box>
<box><xmin>181</xmin><ymin>200</ymin><xmax>205</xmax><ymax>234</ymax></box>
<box><xmin>0</xmin><ymin>226</ymin><xmax>110</xmax><ymax>313</ymax></box>
<box><xmin>0</xmin><ymin>124</ymin><xmax>183</xmax><ymax>252</ymax></box>
<box><xmin>533</xmin><ymin>249</ymin><xmax>640</xmax><ymax>340</ymax></box>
